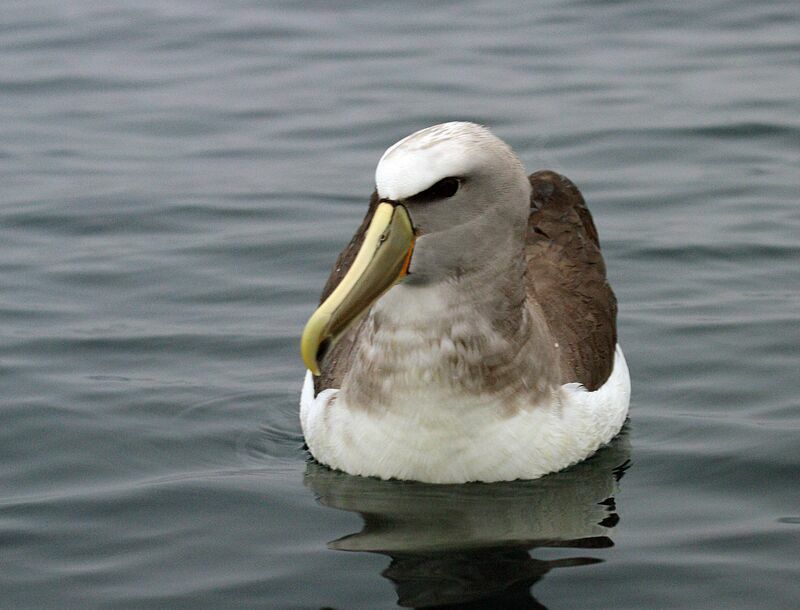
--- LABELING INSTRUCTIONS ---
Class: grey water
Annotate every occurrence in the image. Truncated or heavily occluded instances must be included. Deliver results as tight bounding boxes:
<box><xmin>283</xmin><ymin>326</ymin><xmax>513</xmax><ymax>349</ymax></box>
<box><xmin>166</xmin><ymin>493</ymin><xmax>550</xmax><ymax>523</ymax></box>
<box><xmin>1</xmin><ymin>1</ymin><xmax>798</xmax><ymax>607</ymax></box>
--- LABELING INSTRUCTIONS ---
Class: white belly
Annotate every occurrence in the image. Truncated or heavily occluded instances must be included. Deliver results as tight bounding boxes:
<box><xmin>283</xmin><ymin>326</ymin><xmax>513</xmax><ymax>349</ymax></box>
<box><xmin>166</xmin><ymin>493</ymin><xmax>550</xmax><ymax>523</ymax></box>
<box><xmin>300</xmin><ymin>345</ymin><xmax>630</xmax><ymax>483</ymax></box>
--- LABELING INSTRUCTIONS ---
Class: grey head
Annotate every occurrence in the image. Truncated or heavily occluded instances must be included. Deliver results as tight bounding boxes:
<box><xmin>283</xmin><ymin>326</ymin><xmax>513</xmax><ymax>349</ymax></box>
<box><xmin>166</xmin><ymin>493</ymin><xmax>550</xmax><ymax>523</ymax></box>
<box><xmin>375</xmin><ymin>122</ymin><xmax>532</xmax><ymax>284</ymax></box>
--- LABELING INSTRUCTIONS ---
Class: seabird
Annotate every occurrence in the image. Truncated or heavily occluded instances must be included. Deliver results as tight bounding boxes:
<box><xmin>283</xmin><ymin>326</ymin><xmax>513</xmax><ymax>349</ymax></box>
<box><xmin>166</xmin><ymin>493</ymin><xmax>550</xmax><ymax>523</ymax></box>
<box><xmin>300</xmin><ymin>122</ymin><xmax>630</xmax><ymax>484</ymax></box>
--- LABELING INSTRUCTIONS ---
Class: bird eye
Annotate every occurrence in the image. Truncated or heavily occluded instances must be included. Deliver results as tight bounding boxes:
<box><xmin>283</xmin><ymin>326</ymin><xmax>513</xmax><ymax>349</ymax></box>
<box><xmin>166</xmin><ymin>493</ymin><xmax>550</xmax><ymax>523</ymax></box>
<box><xmin>407</xmin><ymin>177</ymin><xmax>460</xmax><ymax>204</ymax></box>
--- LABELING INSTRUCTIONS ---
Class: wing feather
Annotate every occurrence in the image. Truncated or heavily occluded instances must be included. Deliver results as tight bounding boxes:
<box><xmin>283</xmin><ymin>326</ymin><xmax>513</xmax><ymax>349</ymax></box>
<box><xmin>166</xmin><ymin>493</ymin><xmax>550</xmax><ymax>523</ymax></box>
<box><xmin>525</xmin><ymin>171</ymin><xmax>617</xmax><ymax>390</ymax></box>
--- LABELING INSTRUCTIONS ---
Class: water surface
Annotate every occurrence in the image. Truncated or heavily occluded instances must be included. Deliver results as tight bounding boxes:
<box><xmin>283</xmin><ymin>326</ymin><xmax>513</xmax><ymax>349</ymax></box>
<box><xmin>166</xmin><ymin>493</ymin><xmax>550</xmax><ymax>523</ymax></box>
<box><xmin>1</xmin><ymin>1</ymin><xmax>799</xmax><ymax>607</ymax></box>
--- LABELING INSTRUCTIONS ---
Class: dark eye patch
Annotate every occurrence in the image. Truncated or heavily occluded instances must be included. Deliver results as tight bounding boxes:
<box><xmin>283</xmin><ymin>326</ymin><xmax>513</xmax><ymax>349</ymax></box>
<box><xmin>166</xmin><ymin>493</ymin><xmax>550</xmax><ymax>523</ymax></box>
<box><xmin>406</xmin><ymin>177</ymin><xmax>460</xmax><ymax>204</ymax></box>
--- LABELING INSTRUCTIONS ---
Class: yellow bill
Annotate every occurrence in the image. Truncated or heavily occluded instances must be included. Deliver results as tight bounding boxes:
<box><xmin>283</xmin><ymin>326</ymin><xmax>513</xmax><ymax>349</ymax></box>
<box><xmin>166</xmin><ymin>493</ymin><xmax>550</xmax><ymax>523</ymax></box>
<box><xmin>301</xmin><ymin>202</ymin><xmax>415</xmax><ymax>375</ymax></box>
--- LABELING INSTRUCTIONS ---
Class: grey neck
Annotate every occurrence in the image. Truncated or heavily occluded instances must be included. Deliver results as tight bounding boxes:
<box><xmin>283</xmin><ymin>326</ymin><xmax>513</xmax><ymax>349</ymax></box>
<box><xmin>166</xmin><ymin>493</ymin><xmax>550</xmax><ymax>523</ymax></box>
<box><xmin>340</xmin><ymin>238</ymin><xmax>561</xmax><ymax>413</ymax></box>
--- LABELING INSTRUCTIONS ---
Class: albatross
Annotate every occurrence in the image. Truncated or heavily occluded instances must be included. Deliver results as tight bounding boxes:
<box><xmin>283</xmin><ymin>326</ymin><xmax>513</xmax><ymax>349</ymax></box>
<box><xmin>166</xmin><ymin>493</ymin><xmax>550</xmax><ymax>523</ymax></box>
<box><xmin>300</xmin><ymin>122</ymin><xmax>630</xmax><ymax>484</ymax></box>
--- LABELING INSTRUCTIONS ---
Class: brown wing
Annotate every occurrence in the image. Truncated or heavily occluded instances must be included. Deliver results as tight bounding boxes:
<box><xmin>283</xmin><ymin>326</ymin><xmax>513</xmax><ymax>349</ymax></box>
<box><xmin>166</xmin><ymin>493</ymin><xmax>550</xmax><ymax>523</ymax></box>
<box><xmin>313</xmin><ymin>192</ymin><xmax>380</xmax><ymax>394</ymax></box>
<box><xmin>525</xmin><ymin>171</ymin><xmax>617</xmax><ymax>390</ymax></box>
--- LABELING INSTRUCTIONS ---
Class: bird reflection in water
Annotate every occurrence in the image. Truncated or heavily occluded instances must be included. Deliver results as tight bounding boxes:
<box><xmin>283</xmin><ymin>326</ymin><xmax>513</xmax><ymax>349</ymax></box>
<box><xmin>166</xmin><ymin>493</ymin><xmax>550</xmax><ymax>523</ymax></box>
<box><xmin>304</xmin><ymin>426</ymin><xmax>631</xmax><ymax>609</ymax></box>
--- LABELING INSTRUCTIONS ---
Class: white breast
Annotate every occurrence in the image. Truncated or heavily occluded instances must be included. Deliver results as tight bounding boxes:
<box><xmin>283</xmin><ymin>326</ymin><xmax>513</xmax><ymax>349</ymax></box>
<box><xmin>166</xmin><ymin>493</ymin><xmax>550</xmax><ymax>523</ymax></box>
<box><xmin>300</xmin><ymin>344</ymin><xmax>630</xmax><ymax>483</ymax></box>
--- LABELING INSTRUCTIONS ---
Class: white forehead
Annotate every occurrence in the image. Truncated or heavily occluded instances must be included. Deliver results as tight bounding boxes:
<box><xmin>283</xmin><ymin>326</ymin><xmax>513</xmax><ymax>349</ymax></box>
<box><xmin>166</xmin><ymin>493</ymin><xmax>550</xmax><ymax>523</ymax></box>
<box><xmin>375</xmin><ymin>122</ymin><xmax>511</xmax><ymax>200</ymax></box>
